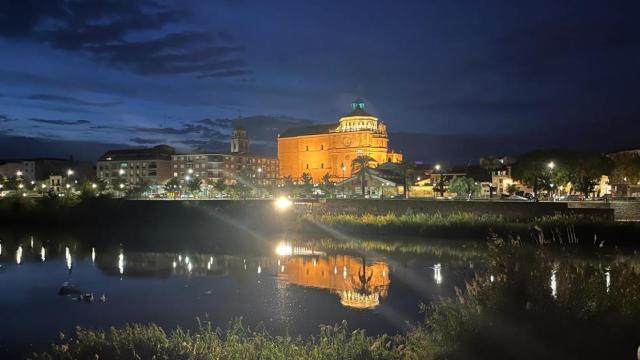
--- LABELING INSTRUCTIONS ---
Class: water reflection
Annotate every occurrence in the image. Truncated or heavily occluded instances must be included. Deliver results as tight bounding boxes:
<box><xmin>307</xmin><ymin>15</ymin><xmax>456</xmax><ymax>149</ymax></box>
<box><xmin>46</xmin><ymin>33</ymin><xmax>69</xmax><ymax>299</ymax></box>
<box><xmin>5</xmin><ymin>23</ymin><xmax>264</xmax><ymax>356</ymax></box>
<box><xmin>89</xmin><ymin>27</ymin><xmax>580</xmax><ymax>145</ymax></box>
<box><xmin>277</xmin><ymin>253</ymin><xmax>390</xmax><ymax>309</ymax></box>
<box><xmin>65</xmin><ymin>247</ymin><xmax>72</xmax><ymax>271</ymax></box>
<box><xmin>432</xmin><ymin>263</ymin><xmax>443</xmax><ymax>285</ymax></box>
<box><xmin>40</xmin><ymin>246</ymin><xmax>46</xmax><ymax>262</ymax></box>
<box><xmin>550</xmin><ymin>262</ymin><xmax>558</xmax><ymax>299</ymax></box>
<box><xmin>91</xmin><ymin>248</ymin><xmax>96</xmax><ymax>263</ymax></box>
<box><xmin>118</xmin><ymin>251</ymin><xmax>125</xmax><ymax>275</ymax></box>
<box><xmin>16</xmin><ymin>245</ymin><xmax>22</xmax><ymax>264</ymax></box>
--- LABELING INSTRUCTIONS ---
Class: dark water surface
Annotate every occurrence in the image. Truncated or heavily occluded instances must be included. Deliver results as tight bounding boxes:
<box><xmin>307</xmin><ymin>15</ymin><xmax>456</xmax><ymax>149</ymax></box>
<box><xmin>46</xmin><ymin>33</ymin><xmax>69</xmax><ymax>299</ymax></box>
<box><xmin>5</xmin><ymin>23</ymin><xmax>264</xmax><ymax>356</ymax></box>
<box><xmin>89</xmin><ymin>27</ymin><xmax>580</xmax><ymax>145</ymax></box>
<box><xmin>0</xmin><ymin>230</ymin><xmax>479</xmax><ymax>357</ymax></box>
<box><xmin>0</xmin><ymin>229</ymin><xmax>637</xmax><ymax>358</ymax></box>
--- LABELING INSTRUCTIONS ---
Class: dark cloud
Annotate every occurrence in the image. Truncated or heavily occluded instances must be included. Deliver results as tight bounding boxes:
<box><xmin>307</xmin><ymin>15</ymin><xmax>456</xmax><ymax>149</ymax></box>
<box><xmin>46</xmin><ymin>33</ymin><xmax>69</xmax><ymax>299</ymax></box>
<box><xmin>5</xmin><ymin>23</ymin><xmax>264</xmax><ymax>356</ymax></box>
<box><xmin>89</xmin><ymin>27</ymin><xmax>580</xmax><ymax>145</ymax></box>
<box><xmin>130</xmin><ymin>137</ymin><xmax>167</xmax><ymax>145</ymax></box>
<box><xmin>0</xmin><ymin>114</ymin><xmax>17</xmax><ymax>122</ymax></box>
<box><xmin>28</xmin><ymin>94</ymin><xmax>121</xmax><ymax>107</ymax></box>
<box><xmin>233</xmin><ymin>115</ymin><xmax>314</xmax><ymax>142</ymax></box>
<box><xmin>0</xmin><ymin>0</ymin><xmax>249</xmax><ymax>78</ymax></box>
<box><xmin>197</xmin><ymin>69</ymin><xmax>254</xmax><ymax>79</ymax></box>
<box><xmin>132</xmin><ymin>123</ymin><xmax>226</xmax><ymax>139</ymax></box>
<box><xmin>30</xmin><ymin>118</ymin><xmax>91</xmax><ymax>125</ymax></box>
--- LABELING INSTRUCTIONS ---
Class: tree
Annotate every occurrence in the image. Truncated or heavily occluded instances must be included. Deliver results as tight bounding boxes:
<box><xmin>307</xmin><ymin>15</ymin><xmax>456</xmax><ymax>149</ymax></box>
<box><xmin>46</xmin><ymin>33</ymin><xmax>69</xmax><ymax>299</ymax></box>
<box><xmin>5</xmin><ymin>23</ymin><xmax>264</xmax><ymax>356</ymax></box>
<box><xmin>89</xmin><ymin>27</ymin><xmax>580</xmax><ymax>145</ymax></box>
<box><xmin>319</xmin><ymin>172</ymin><xmax>335</xmax><ymax>198</ymax></box>
<box><xmin>433</xmin><ymin>175</ymin><xmax>449</xmax><ymax>198</ymax></box>
<box><xmin>299</xmin><ymin>172</ymin><xmax>313</xmax><ymax>197</ymax></box>
<box><xmin>351</xmin><ymin>155</ymin><xmax>375</xmax><ymax>198</ymax></box>
<box><xmin>164</xmin><ymin>177</ymin><xmax>180</xmax><ymax>194</ymax></box>
<box><xmin>511</xmin><ymin>150</ymin><xmax>571</xmax><ymax>198</ymax></box>
<box><xmin>611</xmin><ymin>153</ymin><xmax>640</xmax><ymax>196</ymax></box>
<box><xmin>186</xmin><ymin>177</ymin><xmax>203</xmax><ymax>196</ymax></box>
<box><xmin>506</xmin><ymin>184</ymin><xmax>518</xmax><ymax>196</ymax></box>
<box><xmin>449</xmin><ymin>176</ymin><xmax>481</xmax><ymax>199</ymax></box>
<box><xmin>213</xmin><ymin>179</ymin><xmax>227</xmax><ymax>197</ymax></box>
<box><xmin>126</xmin><ymin>177</ymin><xmax>151</xmax><ymax>198</ymax></box>
<box><xmin>2</xmin><ymin>176</ymin><xmax>19</xmax><ymax>191</ymax></box>
<box><xmin>568</xmin><ymin>154</ymin><xmax>613</xmax><ymax>198</ymax></box>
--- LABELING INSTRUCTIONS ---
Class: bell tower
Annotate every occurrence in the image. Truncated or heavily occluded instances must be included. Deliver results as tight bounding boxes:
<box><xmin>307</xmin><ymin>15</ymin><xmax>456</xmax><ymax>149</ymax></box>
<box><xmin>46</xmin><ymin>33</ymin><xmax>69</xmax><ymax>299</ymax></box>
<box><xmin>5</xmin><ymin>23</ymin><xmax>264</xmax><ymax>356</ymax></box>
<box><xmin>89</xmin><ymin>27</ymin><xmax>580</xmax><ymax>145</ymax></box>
<box><xmin>230</xmin><ymin>126</ymin><xmax>249</xmax><ymax>154</ymax></box>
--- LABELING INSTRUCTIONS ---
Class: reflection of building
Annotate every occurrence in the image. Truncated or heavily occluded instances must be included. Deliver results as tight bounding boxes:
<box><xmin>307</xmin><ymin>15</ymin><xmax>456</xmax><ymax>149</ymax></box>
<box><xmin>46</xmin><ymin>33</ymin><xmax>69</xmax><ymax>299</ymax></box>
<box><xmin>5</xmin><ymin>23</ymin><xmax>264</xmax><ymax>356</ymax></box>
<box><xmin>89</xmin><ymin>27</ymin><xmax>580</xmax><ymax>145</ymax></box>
<box><xmin>171</xmin><ymin>127</ymin><xmax>278</xmax><ymax>186</ymax></box>
<box><xmin>279</xmin><ymin>255</ymin><xmax>390</xmax><ymax>309</ymax></box>
<box><xmin>278</xmin><ymin>99</ymin><xmax>402</xmax><ymax>183</ymax></box>
<box><xmin>97</xmin><ymin>145</ymin><xmax>175</xmax><ymax>186</ymax></box>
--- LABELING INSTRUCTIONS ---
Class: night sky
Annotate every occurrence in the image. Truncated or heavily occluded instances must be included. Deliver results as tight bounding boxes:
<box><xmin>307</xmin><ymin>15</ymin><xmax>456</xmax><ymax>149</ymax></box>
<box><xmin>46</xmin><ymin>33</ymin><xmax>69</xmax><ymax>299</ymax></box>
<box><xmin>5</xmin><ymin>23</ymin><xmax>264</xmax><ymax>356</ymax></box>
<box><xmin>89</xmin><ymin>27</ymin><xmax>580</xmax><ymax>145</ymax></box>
<box><xmin>0</xmin><ymin>0</ymin><xmax>638</xmax><ymax>163</ymax></box>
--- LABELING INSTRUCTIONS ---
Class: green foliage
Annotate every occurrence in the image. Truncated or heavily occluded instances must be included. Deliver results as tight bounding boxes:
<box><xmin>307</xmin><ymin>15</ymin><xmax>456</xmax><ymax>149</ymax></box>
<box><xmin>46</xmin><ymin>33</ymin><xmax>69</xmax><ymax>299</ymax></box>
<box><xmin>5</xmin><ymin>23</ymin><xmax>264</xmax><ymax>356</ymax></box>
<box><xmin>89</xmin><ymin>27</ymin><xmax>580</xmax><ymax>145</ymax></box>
<box><xmin>612</xmin><ymin>153</ymin><xmax>640</xmax><ymax>185</ymax></box>
<box><xmin>512</xmin><ymin>149</ymin><xmax>612</xmax><ymax>198</ymax></box>
<box><xmin>432</xmin><ymin>176</ymin><xmax>449</xmax><ymax>197</ymax></box>
<box><xmin>319</xmin><ymin>173</ymin><xmax>335</xmax><ymax>198</ymax></box>
<box><xmin>34</xmin><ymin>320</ymin><xmax>419</xmax><ymax>360</ymax></box>
<box><xmin>186</xmin><ymin>177</ymin><xmax>202</xmax><ymax>194</ymax></box>
<box><xmin>2</xmin><ymin>175</ymin><xmax>20</xmax><ymax>191</ymax></box>
<box><xmin>448</xmin><ymin>176</ymin><xmax>481</xmax><ymax>198</ymax></box>
<box><xmin>164</xmin><ymin>177</ymin><xmax>180</xmax><ymax>194</ymax></box>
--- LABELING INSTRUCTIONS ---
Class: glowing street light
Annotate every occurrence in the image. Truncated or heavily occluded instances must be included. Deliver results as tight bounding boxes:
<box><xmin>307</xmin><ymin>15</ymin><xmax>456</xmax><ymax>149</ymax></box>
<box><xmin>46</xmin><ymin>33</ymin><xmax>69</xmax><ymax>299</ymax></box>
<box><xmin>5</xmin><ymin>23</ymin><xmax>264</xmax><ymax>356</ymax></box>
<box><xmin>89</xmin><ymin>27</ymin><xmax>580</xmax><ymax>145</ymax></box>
<box><xmin>547</xmin><ymin>161</ymin><xmax>555</xmax><ymax>170</ymax></box>
<box><xmin>434</xmin><ymin>164</ymin><xmax>441</xmax><ymax>171</ymax></box>
<box><xmin>18</xmin><ymin>183</ymin><xmax>24</xmax><ymax>189</ymax></box>
<box><xmin>16</xmin><ymin>170</ymin><xmax>22</xmax><ymax>177</ymax></box>
<box><xmin>187</xmin><ymin>168</ymin><xmax>194</xmax><ymax>174</ymax></box>
<box><xmin>184</xmin><ymin>175</ymin><xmax>191</xmax><ymax>181</ymax></box>
<box><xmin>91</xmin><ymin>183</ymin><xmax>97</xmax><ymax>189</ymax></box>
<box><xmin>118</xmin><ymin>168</ymin><xmax>125</xmax><ymax>175</ymax></box>
<box><xmin>67</xmin><ymin>169</ymin><xmax>74</xmax><ymax>176</ymax></box>
<box><xmin>119</xmin><ymin>183</ymin><xmax>125</xmax><ymax>189</ymax></box>
<box><xmin>274</xmin><ymin>196</ymin><xmax>293</xmax><ymax>211</ymax></box>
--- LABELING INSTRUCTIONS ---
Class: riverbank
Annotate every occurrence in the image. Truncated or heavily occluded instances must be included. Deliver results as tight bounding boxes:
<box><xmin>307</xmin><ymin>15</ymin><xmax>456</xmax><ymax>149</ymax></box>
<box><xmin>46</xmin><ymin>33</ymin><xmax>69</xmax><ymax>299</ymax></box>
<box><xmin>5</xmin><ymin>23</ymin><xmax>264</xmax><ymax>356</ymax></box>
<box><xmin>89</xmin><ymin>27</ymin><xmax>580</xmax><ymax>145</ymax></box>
<box><xmin>307</xmin><ymin>212</ymin><xmax>640</xmax><ymax>248</ymax></box>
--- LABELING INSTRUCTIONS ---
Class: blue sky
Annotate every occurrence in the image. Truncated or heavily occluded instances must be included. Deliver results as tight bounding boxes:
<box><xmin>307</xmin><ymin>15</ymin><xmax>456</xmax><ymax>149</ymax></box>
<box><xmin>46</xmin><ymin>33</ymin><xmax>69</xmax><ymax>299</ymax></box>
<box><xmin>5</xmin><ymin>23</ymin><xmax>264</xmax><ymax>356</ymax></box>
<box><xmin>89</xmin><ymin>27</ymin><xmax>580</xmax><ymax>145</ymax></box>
<box><xmin>0</xmin><ymin>0</ymin><xmax>638</xmax><ymax>162</ymax></box>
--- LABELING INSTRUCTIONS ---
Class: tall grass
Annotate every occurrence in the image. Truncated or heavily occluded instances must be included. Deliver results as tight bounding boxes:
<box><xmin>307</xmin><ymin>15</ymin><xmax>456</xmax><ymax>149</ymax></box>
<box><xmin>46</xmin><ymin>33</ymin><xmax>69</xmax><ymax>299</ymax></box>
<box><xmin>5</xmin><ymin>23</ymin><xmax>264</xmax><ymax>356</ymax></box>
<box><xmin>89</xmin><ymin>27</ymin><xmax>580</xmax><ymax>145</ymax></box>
<box><xmin>32</xmin><ymin>320</ymin><xmax>429</xmax><ymax>360</ymax></box>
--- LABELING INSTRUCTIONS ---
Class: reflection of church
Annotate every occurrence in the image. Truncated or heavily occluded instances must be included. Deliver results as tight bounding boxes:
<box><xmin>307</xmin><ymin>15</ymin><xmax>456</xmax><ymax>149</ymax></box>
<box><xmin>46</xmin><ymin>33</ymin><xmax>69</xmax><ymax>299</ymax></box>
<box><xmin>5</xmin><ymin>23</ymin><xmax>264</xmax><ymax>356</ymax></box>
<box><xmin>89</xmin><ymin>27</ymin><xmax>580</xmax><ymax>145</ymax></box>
<box><xmin>279</xmin><ymin>254</ymin><xmax>390</xmax><ymax>309</ymax></box>
<box><xmin>278</xmin><ymin>99</ymin><xmax>403</xmax><ymax>182</ymax></box>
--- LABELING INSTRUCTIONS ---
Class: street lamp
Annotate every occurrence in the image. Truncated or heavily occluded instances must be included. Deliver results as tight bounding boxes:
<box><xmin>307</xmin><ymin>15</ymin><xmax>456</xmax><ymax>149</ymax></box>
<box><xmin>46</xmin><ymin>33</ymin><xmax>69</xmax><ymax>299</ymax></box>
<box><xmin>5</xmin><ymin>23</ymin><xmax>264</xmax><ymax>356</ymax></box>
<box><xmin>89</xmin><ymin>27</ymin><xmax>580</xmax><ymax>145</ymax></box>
<box><xmin>434</xmin><ymin>164</ymin><xmax>441</xmax><ymax>171</ymax></box>
<box><xmin>91</xmin><ymin>183</ymin><xmax>97</xmax><ymax>189</ymax></box>
<box><xmin>118</xmin><ymin>168</ymin><xmax>125</xmax><ymax>175</ymax></box>
<box><xmin>547</xmin><ymin>161</ymin><xmax>555</xmax><ymax>170</ymax></box>
<box><xmin>67</xmin><ymin>169</ymin><xmax>74</xmax><ymax>176</ymax></box>
<box><xmin>187</xmin><ymin>168</ymin><xmax>193</xmax><ymax>175</ymax></box>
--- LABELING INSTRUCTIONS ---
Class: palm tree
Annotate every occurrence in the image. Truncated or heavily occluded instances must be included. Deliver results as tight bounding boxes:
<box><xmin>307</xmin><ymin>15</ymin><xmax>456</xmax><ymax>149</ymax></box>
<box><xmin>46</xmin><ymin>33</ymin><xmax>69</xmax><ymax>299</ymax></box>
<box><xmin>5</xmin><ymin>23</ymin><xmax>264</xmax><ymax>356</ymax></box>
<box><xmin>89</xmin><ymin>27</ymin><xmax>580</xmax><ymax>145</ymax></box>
<box><xmin>351</xmin><ymin>155</ymin><xmax>375</xmax><ymax>198</ymax></box>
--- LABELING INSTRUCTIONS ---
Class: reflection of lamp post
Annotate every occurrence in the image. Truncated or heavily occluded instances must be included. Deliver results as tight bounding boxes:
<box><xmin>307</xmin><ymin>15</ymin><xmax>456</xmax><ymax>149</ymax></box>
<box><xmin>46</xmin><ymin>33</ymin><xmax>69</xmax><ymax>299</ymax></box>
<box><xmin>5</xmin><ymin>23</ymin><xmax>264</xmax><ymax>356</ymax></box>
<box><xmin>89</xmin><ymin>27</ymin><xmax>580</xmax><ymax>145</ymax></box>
<box><xmin>547</xmin><ymin>161</ymin><xmax>555</xmax><ymax>200</ymax></box>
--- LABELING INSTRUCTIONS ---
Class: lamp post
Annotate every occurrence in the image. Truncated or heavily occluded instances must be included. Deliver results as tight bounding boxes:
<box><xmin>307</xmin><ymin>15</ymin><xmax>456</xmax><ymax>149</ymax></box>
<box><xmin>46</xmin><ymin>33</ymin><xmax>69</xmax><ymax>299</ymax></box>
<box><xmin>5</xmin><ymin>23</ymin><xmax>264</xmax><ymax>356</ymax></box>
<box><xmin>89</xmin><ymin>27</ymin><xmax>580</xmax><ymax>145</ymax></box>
<box><xmin>547</xmin><ymin>161</ymin><xmax>555</xmax><ymax>201</ymax></box>
<box><xmin>433</xmin><ymin>164</ymin><xmax>441</xmax><ymax>199</ymax></box>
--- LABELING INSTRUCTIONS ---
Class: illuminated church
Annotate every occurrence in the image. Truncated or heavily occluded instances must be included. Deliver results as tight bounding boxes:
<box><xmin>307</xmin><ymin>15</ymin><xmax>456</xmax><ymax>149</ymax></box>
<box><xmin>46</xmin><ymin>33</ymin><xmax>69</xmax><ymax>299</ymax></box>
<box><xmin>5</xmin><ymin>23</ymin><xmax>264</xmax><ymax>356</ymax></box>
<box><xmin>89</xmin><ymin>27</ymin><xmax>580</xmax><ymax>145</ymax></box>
<box><xmin>277</xmin><ymin>99</ymin><xmax>403</xmax><ymax>182</ymax></box>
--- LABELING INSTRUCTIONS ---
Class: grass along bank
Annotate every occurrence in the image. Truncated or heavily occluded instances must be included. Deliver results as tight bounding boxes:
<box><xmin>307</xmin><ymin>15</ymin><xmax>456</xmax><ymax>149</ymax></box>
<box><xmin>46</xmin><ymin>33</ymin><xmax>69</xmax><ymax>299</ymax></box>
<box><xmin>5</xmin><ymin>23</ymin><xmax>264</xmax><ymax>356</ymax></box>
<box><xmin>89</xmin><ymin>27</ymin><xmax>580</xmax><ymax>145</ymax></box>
<box><xmin>309</xmin><ymin>212</ymin><xmax>639</xmax><ymax>246</ymax></box>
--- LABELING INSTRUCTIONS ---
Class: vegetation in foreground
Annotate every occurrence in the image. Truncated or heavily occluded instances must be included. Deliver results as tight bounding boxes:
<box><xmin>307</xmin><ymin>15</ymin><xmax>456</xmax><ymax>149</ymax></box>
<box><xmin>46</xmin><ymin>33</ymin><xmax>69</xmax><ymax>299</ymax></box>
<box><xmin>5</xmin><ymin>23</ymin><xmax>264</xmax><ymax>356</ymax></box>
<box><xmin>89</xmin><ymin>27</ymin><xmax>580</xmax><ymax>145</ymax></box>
<box><xmin>33</xmin><ymin>239</ymin><xmax>640</xmax><ymax>360</ymax></box>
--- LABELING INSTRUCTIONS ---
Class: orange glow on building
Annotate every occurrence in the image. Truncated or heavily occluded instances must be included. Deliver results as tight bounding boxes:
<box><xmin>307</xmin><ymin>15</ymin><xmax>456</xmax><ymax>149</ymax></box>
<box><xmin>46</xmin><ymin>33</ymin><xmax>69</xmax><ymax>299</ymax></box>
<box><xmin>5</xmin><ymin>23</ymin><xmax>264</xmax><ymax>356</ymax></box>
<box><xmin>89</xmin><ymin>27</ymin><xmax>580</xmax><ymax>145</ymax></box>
<box><xmin>278</xmin><ymin>254</ymin><xmax>390</xmax><ymax>309</ymax></box>
<box><xmin>277</xmin><ymin>99</ymin><xmax>402</xmax><ymax>182</ymax></box>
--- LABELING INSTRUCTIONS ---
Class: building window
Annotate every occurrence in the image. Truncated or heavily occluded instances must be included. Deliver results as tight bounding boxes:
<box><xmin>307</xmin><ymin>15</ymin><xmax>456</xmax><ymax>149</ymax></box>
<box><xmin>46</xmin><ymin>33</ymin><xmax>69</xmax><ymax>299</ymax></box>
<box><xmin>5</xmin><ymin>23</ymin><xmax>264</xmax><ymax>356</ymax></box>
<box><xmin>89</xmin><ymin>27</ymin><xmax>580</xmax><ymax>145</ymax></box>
<box><xmin>321</xmin><ymin>163</ymin><xmax>324</xmax><ymax>169</ymax></box>
<box><xmin>305</xmin><ymin>145</ymin><xmax>309</xmax><ymax>151</ymax></box>
<box><xmin>306</xmin><ymin>164</ymin><xmax>309</xmax><ymax>169</ymax></box>
<box><xmin>321</xmin><ymin>145</ymin><xmax>324</xmax><ymax>150</ymax></box>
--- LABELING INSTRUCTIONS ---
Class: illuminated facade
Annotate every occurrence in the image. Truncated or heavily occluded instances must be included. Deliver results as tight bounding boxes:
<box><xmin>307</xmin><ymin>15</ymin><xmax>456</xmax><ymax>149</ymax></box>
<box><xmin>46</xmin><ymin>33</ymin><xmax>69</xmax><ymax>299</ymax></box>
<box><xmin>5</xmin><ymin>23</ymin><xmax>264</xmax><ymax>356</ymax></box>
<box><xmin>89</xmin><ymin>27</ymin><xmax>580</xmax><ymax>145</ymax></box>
<box><xmin>278</xmin><ymin>99</ymin><xmax>402</xmax><ymax>182</ymax></box>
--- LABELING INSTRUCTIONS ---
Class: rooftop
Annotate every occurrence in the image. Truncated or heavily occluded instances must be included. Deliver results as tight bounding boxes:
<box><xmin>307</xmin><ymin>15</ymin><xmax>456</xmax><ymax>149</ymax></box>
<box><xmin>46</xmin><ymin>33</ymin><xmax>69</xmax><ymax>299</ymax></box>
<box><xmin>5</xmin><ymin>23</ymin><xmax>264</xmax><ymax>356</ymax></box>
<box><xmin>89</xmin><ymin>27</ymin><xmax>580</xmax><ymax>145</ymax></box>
<box><xmin>98</xmin><ymin>145</ymin><xmax>175</xmax><ymax>161</ymax></box>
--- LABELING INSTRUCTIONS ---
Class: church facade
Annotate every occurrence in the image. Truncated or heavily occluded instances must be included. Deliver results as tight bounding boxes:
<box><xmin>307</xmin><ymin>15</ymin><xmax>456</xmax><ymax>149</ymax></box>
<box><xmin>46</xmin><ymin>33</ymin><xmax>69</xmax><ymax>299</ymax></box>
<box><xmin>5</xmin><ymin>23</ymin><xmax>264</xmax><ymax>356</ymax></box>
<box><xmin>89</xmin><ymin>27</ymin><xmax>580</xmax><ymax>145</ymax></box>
<box><xmin>277</xmin><ymin>100</ymin><xmax>403</xmax><ymax>182</ymax></box>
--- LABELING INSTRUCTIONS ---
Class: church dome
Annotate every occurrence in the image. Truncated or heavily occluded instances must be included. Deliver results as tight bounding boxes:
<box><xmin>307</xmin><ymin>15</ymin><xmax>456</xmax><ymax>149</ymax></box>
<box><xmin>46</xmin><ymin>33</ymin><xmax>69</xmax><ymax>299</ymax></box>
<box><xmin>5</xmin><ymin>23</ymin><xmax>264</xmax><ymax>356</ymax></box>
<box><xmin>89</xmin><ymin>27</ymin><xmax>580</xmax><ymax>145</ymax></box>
<box><xmin>338</xmin><ymin>99</ymin><xmax>379</xmax><ymax>132</ymax></box>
